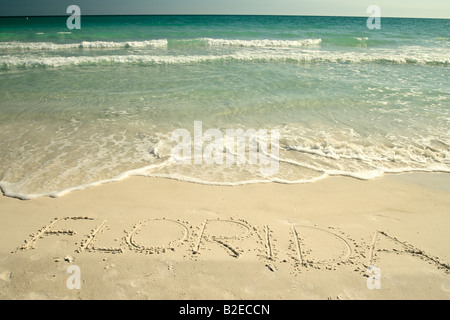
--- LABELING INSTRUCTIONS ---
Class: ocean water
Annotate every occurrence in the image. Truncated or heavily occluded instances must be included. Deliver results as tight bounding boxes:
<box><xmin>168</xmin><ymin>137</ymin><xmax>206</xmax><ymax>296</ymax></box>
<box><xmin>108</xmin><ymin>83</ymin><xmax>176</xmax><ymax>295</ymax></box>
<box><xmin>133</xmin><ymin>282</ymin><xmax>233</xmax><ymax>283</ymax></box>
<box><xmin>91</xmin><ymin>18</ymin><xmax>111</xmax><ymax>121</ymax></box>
<box><xmin>0</xmin><ymin>15</ymin><xmax>449</xmax><ymax>199</ymax></box>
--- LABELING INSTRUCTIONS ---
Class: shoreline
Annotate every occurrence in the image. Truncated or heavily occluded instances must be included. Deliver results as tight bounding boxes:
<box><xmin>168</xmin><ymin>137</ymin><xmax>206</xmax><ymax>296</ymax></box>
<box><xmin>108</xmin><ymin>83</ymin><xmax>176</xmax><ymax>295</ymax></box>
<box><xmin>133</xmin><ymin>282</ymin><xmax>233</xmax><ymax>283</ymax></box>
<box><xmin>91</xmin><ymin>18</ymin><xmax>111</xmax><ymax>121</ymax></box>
<box><xmin>2</xmin><ymin>169</ymin><xmax>450</xmax><ymax>201</ymax></box>
<box><xmin>0</xmin><ymin>172</ymin><xmax>449</xmax><ymax>299</ymax></box>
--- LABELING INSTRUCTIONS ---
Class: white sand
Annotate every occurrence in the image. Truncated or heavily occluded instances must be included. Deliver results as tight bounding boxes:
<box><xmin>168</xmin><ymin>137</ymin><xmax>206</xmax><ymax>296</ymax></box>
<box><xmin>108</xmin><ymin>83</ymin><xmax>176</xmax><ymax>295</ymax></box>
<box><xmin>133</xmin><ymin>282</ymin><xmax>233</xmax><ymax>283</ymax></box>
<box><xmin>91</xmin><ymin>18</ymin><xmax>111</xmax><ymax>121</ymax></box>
<box><xmin>0</xmin><ymin>173</ymin><xmax>449</xmax><ymax>300</ymax></box>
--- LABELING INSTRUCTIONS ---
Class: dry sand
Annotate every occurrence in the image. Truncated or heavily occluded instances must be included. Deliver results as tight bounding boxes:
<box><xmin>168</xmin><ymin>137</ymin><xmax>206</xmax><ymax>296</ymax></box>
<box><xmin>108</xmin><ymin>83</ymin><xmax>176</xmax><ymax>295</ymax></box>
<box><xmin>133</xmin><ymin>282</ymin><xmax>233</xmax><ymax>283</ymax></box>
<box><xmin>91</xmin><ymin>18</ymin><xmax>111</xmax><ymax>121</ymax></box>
<box><xmin>0</xmin><ymin>173</ymin><xmax>449</xmax><ymax>300</ymax></box>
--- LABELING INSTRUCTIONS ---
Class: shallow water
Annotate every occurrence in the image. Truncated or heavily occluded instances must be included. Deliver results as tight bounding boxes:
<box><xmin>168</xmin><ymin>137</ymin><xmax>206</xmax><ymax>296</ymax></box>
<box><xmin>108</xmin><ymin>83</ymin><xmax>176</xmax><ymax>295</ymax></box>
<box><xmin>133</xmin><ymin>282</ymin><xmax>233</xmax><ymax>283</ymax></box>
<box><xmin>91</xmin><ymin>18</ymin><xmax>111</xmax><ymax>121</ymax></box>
<box><xmin>0</xmin><ymin>16</ymin><xmax>449</xmax><ymax>199</ymax></box>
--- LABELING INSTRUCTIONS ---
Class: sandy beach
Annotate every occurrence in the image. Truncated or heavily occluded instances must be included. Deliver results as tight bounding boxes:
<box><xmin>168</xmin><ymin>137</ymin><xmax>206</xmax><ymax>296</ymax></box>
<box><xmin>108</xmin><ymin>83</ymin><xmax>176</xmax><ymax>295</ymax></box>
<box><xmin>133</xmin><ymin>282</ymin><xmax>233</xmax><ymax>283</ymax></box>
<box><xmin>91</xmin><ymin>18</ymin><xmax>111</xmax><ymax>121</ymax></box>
<box><xmin>1</xmin><ymin>9</ymin><xmax>449</xmax><ymax>307</ymax></box>
<box><xmin>0</xmin><ymin>173</ymin><xmax>448</xmax><ymax>300</ymax></box>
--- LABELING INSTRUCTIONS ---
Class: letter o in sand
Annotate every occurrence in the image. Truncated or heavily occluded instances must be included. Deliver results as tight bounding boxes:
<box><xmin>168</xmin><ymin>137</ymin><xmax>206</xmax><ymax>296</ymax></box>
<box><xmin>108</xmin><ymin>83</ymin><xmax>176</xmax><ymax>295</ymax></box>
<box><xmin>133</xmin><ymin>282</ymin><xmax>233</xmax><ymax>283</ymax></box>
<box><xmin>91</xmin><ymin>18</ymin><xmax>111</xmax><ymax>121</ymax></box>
<box><xmin>126</xmin><ymin>219</ymin><xmax>189</xmax><ymax>254</ymax></box>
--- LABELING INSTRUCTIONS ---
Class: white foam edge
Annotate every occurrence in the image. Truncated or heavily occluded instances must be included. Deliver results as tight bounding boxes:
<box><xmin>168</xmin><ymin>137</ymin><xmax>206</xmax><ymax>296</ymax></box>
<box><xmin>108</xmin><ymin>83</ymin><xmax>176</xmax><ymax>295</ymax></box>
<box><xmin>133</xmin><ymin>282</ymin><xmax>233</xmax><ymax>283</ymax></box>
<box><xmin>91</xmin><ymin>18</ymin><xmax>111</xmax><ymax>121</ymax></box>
<box><xmin>2</xmin><ymin>50</ymin><xmax>448</xmax><ymax>69</ymax></box>
<box><xmin>1</xmin><ymin>163</ymin><xmax>449</xmax><ymax>200</ymax></box>
<box><xmin>201</xmin><ymin>38</ymin><xmax>322</xmax><ymax>47</ymax></box>
<box><xmin>0</xmin><ymin>39</ymin><xmax>169</xmax><ymax>51</ymax></box>
<box><xmin>0</xmin><ymin>160</ymin><xmax>172</xmax><ymax>200</ymax></box>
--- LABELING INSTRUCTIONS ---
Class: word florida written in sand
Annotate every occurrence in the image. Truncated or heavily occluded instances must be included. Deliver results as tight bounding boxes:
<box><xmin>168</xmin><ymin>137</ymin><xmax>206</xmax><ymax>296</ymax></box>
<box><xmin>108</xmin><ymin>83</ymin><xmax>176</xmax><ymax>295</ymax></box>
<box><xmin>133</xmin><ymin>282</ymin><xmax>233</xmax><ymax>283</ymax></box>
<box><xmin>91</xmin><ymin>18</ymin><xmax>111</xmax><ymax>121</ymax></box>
<box><xmin>14</xmin><ymin>216</ymin><xmax>450</xmax><ymax>275</ymax></box>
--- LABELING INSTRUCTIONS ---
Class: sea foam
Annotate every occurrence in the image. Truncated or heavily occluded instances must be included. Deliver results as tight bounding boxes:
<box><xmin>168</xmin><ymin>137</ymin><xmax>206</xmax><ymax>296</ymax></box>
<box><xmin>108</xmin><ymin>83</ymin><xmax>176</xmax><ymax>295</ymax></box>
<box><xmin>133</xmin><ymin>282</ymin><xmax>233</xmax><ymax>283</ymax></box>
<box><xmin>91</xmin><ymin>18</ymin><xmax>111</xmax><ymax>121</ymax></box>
<box><xmin>0</xmin><ymin>40</ymin><xmax>168</xmax><ymax>51</ymax></box>
<box><xmin>1</xmin><ymin>49</ymin><xmax>448</xmax><ymax>70</ymax></box>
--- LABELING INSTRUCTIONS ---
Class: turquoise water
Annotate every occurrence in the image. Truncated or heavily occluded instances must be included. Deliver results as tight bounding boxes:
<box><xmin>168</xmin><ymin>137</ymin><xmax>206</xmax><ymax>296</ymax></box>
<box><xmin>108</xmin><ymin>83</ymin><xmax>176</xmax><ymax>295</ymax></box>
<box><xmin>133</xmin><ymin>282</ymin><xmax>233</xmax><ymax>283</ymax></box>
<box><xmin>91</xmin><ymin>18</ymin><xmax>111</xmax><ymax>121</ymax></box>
<box><xmin>0</xmin><ymin>16</ymin><xmax>449</xmax><ymax>199</ymax></box>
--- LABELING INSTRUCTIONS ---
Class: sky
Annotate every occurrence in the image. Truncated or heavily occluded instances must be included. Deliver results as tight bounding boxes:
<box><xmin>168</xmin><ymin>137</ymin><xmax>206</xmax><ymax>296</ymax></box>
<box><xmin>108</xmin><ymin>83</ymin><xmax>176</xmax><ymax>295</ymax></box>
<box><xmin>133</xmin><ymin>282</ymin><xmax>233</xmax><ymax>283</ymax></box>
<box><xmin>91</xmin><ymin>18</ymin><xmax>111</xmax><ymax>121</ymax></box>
<box><xmin>0</xmin><ymin>0</ymin><xmax>449</xmax><ymax>19</ymax></box>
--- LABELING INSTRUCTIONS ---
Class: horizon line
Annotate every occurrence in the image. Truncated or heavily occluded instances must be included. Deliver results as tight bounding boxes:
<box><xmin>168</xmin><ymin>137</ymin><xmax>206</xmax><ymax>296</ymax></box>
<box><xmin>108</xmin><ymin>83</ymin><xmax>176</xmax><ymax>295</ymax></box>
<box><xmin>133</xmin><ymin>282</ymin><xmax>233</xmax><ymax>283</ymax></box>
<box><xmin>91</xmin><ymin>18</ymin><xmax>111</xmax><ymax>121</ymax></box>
<box><xmin>0</xmin><ymin>14</ymin><xmax>449</xmax><ymax>20</ymax></box>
